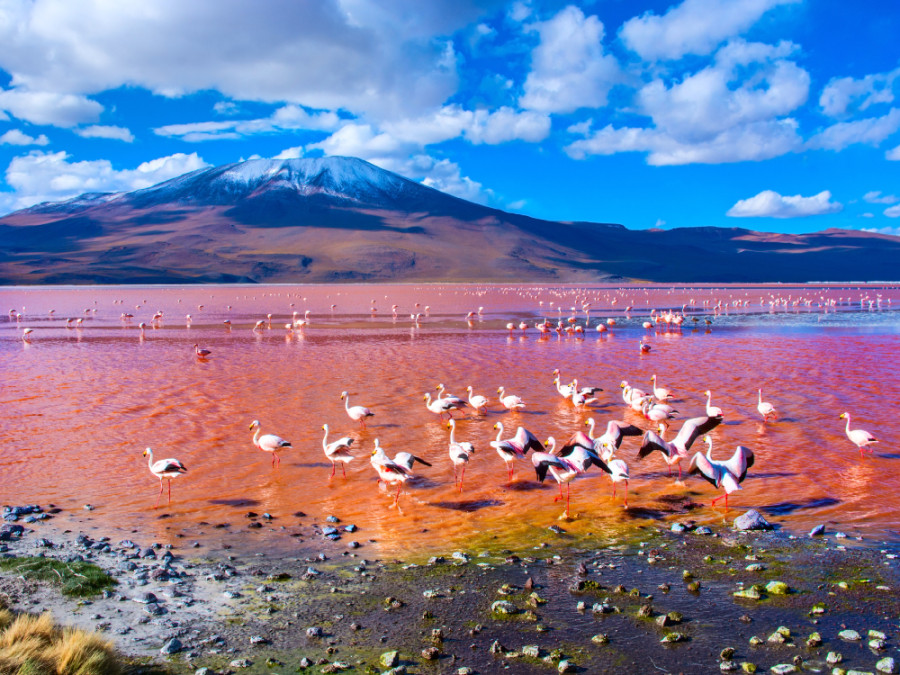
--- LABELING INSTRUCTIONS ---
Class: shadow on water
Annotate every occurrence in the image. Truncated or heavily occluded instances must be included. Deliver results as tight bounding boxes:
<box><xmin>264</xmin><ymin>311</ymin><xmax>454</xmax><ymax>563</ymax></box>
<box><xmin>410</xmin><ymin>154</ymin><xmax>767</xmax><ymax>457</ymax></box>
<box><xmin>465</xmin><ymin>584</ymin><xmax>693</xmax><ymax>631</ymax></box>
<box><xmin>292</xmin><ymin>461</ymin><xmax>332</xmax><ymax>468</ymax></box>
<box><xmin>503</xmin><ymin>481</ymin><xmax>546</xmax><ymax>492</ymax></box>
<box><xmin>761</xmin><ymin>497</ymin><xmax>841</xmax><ymax>515</ymax></box>
<box><xmin>428</xmin><ymin>499</ymin><xmax>504</xmax><ymax>512</ymax></box>
<box><xmin>208</xmin><ymin>498</ymin><xmax>261</xmax><ymax>507</ymax></box>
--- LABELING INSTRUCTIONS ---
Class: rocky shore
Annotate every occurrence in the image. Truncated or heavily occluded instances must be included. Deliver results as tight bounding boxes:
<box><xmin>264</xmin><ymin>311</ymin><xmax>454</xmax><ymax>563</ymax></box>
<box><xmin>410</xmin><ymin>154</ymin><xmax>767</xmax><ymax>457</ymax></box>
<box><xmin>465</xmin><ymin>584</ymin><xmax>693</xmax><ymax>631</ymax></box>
<box><xmin>2</xmin><ymin>503</ymin><xmax>899</xmax><ymax>675</ymax></box>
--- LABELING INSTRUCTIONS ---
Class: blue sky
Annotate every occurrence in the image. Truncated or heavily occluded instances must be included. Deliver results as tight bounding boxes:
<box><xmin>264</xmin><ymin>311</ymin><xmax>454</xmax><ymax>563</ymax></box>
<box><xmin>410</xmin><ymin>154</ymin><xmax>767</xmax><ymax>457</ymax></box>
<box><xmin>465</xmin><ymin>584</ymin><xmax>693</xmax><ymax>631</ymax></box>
<box><xmin>1</xmin><ymin>0</ymin><xmax>899</xmax><ymax>236</ymax></box>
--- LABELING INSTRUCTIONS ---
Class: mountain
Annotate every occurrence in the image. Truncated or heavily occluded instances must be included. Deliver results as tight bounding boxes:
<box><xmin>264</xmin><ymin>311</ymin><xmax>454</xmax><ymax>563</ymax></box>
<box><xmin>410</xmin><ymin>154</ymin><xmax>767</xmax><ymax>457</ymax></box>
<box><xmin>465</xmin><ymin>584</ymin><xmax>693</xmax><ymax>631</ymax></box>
<box><xmin>1</xmin><ymin>156</ymin><xmax>898</xmax><ymax>284</ymax></box>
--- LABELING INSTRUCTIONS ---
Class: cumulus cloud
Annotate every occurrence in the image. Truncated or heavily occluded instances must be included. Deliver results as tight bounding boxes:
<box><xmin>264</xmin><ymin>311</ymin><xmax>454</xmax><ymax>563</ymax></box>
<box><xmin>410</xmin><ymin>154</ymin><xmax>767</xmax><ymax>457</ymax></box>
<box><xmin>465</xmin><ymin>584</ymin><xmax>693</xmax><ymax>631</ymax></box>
<box><xmin>620</xmin><ymin>0</ymin><xmax>800</xmax><ymax>62</ymax></box>
<box><xmin>519</xmin><ymin>6</ymin><xmax>621</xmax><ymax>113</ymax></box>
<box><xmin>155</xmin><ymin>106</ymin><xmax>342</xmax><ymax>142</ymax></box>
<box><xmin>382</xmin><ymin>105</ymin><xmax>550</xmax><ymax>146</ymax></box>
<box><xmin>75</xmin><ymin>125</ymin><xmax>135</xmax><ymax>142</ymax></box>
<box><xmin>886</xmin><ymin>144</ymin><xmax>900</xmax><ymax>161</ymax></box>
<box><xmin>807</xmin><ymin>107</ymin><xmax>900</xmax><ymax>151</ymax></box>
<box><xmin>726</xmin><ymin>189</ymin><xmax>843</xmax><ymax>218</ymax></box>
<box><xmin>886</xmin><ymin>205</ymin><xmax>900</xmax><ymax>218</ymax></box>
<box><xmin>3</xmin><ymin>150</ymin><xmax>209</xmax><ymax>210</ymax></box>
<box><xmin>0</xmin><ymin>88</ymin><xmax>102</xmax><ymax>127</ymax></box>
<box><xmin>565</xmin><ymin>39</ymin><xmax>808</xmax><ymax>165</ymax></box>
<box><xmin>863</xmin><ymin>190</ymin><xmax>898</xmax><ymax>205</ymax></box>
<box><xmin>0</xmin><ymin>128</ymin><xmax>49</xmax><ymax>146</ymax></box>
<box><xmin>819</xmin><ymin>67</ymin><xmax>900</xmax><ymax>117</ymax></box>
<box><xmin>0</xmin><ymin>0</ymin><xmax>499</xmax><ymax>120</ymax></box>
<box><xmin>862</xmin><ymin>226</ymin><xmax>900</xmax><ymax>236</ymax></box>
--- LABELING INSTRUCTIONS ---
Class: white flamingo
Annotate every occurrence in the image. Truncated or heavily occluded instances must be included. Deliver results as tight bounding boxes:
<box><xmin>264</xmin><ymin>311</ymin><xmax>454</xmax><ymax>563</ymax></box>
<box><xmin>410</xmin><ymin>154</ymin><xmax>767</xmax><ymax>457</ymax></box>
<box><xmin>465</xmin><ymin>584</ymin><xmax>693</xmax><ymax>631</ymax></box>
<box><xmin>757</xmin><ymin>389</ymin><xmax>776</xmax><ymax>422</ymax></box>
<box><xmin>490</xmin><ymin>422</ymin><xmax>544</xmax><ymax>482</ymax></box>
<box><xmin>650</xmin><ymin>374</ymin><xmax>671</xmax><ymax>401</ymax></box>
<box><xmin>370</xmin><ymin>439</ymin><xmax>431</xmax><ymax>507</ymax></box>
<box><xmin>249</xmin><ymin>420</ymin><xmax>292</xmax><ymax>467</ymax></box>
<box><xmin>446</xmin><ymin>419</ymin><xmax>475</xmax><ymax>492</ymax></box>
<box><xmin>143</xmin><ymin>447</ymin><xmax>187</xmax><ymax>508</ymax></box>
<box><xmin>341</xmin><ymin>391</ymin><xmax>375</xmax><ymax>428</ymax></box>
<box><xmin>704</xmin><ymin>390</ymin><xmax>723</xmax><ymax>417</ymax></box>
<box><xmin>839</xmin><ymin>412</ymin><xmax>878</xmax><ymax>455</ymax></box>
<box><xmin>322</xmin><ymin>424</ymin><xmax>355</xmax><ymax>477</ymax></box>
<box><xmin>466</xmin><ymin>385</ymin><xmax>488</xmax><ymax>413</ymax></box>
<box><xmin>497</xmin><ymin>386</ymin><xmax>525</xmax><ymax>411</ymax></box>
<box><xmin>688</xmin><ymin>436</ymin><xmax>754</xmax><ymax>508</ymax></box>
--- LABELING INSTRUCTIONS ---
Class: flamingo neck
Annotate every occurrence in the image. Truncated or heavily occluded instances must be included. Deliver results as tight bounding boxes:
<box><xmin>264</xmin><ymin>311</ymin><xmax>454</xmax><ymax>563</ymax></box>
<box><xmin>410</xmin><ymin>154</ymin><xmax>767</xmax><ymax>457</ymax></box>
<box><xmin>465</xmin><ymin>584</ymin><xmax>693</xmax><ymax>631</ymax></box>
<box><xmin>146</xmin><ymin>450</ymin><xmax>154</xmax><ymax>468</ymax></box>
<box><xmin>586</xmin><ymin>419</ymin><xmax>596</xmax><ymax>438</ymax></box>
<box><xmin>322</xmin><ymin>427</ymin><xmax>329</xmax><ymax>449</ymax></box>
<box><xmin>448</xmin><ymin>423</ymin><xmax>456</xmax><ymax>444</ymax></box>
<box><xmin>844</xmin><ymin>415</ymin><xmax>851</xmax><ymax>434</ymax></box>
<box><xmin>344</xmin><ymin>395</ymin><xmax>351</xmax><ymax>411</ymax></box>
<box><xmin>252</xmin><ymin>427</ymin><xmax>261</xmax><ymax>446</ymax></box>
<box><xmin>494</xmin><ymin>424</ymin><xmax>504</xmax><ymax>442</ymax></box>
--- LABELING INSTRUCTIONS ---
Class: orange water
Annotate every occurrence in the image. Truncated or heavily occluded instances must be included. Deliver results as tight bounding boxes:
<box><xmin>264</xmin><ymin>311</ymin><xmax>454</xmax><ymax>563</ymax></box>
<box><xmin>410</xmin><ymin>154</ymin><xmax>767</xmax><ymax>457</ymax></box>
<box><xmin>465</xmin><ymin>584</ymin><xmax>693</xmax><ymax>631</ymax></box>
<box><xmin>1</xmin><ymin>284</ymin><xmax>898</xmax><ymax>557</ymax></box>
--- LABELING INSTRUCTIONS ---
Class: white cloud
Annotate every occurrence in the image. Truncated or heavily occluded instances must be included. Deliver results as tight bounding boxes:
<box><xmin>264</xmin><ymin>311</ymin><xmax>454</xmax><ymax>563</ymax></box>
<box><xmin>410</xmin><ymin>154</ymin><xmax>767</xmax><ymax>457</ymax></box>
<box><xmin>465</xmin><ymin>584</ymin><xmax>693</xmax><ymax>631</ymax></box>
<box><xmin>274</xmin><ymin>145</ymin><xmax>305</xmax><ymax>160</ymax></box>
<box><xmin>0</xmin><ymin>128</ymin><xmax>49</xmax><ymax>146</ymax></box>
<box><xmin>565</xmin><ymin>39</ymin><xmax>808</xmax><ymax>165</ymax></box>
<box><xmin>863</xmin><ymin>190</ymin><xmax>899</xmax><ymax>205</ymax></box>
<box><xmin>519</xmin><ymin>6</ymin><xmax>621</xmax><ymax>113</ymax></box>
<box><xmin>620</xmin><ymin>0</ymin><xmax>800</xmax><ymax>62</ymax></box>
<box><xmin>0</xmin><ymin>88</ymin><xmax>102</xmax><ymax>127</ymax></box>
<box><xmin>154</xmin><ymin>105</ymin><xmax>341</xmax><ymax>142</ymax></box>
<box><xmin>3</xmin><ymin>150</ymin><xmax>209</xmax><ymax>209</ymax></box>
<box><xmin>0</xmin><ymin>0</ymin><xmax>497</xmax><ymax>121</ymax></box>
<box><xmin>420</xmin><ymin>158</ymin><xmax>488</xmax><ymax>203</ymax></box>
<box><xmin>863</xmin><ymin>226</ymin><xmax>900</xmax><ymax>236</ymax></box>
<box><xmin>886</xmin><ymin>205</ymin><xmax>900</xmax><ymax>218</ymax></box>
<box><xmin>75</xmin><ymin>125</ymin><xmax>135</xmax><ymax>142</ymax></box>
<box><xmin>807</xmin><ymin>107</ymin><xmax>900</xmax><ymax>151</ymax></box>
<box><xmin>213</xmin><ymin>101</ymin><xmax>240</xmax><ymax>116</ymax></box>
<box><xmin>886</xmin><ymin>144</ymin><xmax>900</xmax><ymax>161</ymax></box>
<box><xmin>726</xmin><ymin>189</ymin><xmax>843</xmax><ymax>218</ymax></box>
<box><xmin>819</xmin><ymin>67</ymin><xmax>900</xmax><ymax>117</ymax></box>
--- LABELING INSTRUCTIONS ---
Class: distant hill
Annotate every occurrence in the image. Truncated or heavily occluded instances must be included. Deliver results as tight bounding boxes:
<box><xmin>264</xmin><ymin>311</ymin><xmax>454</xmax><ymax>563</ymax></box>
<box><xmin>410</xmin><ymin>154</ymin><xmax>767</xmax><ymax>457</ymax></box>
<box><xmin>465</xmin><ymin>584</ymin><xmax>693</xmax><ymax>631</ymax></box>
<box><xmin>1</xmin><ymin>156</ymin><xmax>898</xmax><ymax>284</ymax></box>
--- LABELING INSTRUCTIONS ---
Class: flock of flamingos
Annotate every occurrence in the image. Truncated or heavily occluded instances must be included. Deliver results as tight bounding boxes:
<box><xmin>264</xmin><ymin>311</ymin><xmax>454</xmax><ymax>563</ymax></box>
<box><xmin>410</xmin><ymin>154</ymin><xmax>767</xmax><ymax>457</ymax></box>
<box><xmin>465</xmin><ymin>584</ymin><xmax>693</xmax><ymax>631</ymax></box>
<box><xmin>138</xmin><ymin>298</ymin><xmax>880</xmax><ymax>517</ymax></box>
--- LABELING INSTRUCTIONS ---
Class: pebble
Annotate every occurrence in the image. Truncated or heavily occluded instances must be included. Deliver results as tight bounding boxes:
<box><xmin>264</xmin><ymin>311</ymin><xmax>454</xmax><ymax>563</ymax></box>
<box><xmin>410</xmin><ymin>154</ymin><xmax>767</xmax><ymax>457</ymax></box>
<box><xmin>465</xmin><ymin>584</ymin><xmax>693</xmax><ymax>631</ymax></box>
<box><xmin>660</xmin><ymin>632</ymin><xmax>687</xmax><ymax>643</ymax></box>
<box><xmin>826</xmin><ymin>652</ymin><xmax>843</xmax><ymax>665</ymax></box>
<box><xmin>491</xmin><ymin>600</ymin><xmax>517</xmax><ymax>615</ymax></box>
<box><xmin>671</xmin><ymin>523</ymin><xmax>686</xmax><ymax>533</ymax></box>
<box><xmin>249</xmin><ymin>635</ymin><xmax>268</xmax><ymax>645</ymax></box>
<box><xmin>306</xmin><ymin>627</ymin><xmax>323</xmax><ymax>638</ymax></box>
<box><xmin>876</xmin><ymin>657</ymin><xmax>898</xmax><ymax>674</ymax></box>
<box><xmin>809</xmin><ymin>524</ymin><xmax>826</xmax><ymax>537</ymax></box>
<box><xmin>734</xmin><ymin>588</ymin><xmax>761</xmax><ymax>600</ymax></box>
<box><xmin>421</xmin><ymin>647</ymin><xmax>440</xmax><ymax>660</ymax></box>
<box><xmin>591</xmin><ymin>634</ymin><xmax>609</xmax><ymax>644</ymax></box>
<box><xmin>558</xmin><ymin>659</ymin><xmax>576</xmax><ymax>673</ymax></box>
<box><xmin>839</xmin><ymin>630</ymin><xmax>861</xmax><ymax>641</ymax></box>
<box><xmin>380</xmin><ymin>651</ymin><xmax>399</xmax><ymax>668</ymax></box>
<box><xmin>765</xmin><ymin>581</ymin><xmax>790</xmax><ymax>595</ymax></box>
<box><xmin>769</xmin><ymin>665</ymin><xmax>798</xmax><ymax>674</ymax></box>
<box><xmin>522</xmin><ymin>645</ymin><xmax>540</xmax><ymax>658</ymax></box>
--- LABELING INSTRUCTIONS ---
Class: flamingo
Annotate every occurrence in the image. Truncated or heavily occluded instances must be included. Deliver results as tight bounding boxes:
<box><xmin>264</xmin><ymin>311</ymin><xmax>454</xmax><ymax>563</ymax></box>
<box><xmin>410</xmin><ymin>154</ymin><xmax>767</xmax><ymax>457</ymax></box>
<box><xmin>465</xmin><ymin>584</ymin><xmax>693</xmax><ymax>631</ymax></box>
<box><xmin>249</xmin><ymin>420</ymin><xmax>292</xmax><ymax>467</ymax></box>
<box><xmin>688</xmin><ymin>436</ymin><xmax>754</xmax><ymax>508</ymax></box>
<box><xmin>466</xmin><ymin>386</ymin><xmax>488</xmax><ymax>413</ymax></box>
<box><xmin>490</xmin><ymin>422</ymin><xmax>544</xmax><ymax>482</ymax></box>
<box><xmin>640</xmin><ymin>340</ymin><xmax>652</xmax><ymax>354</ymax></box>
<box><xmin>341</xmin><ymin>391</ymin><xmax>374</xmax><ymax>428</ymax></box>
<box><xmin>446</xmin><ymin>419</ymin><xmax>475</xmax><ymax>492</ymax></box>
<box><xmin>193</xmin><ymin>344</ymin><xmax>211</xmax><ymax>359</ymax></box>
<box><xmin>569</xmin><ymin>418</ymin><xmax>643</xmax><ymax>460</ymax></box>
<box><xmin>322</xmin><ymin>424</ymin><xmax>355</xmax><ymax>477</ymax></box>
<box><xmin>22</xmin><ymin>328</ymin><xmax>33</xmax><ymax>341</ymax></box>
<box><xmin>552</xmin><ymin>370</ymin><xmax>575</xmax><ymax>398</ymax></box>
<box><xmin>637</xmin><ymin>416</ymin><xmax>723</xmax><ymax>478</ymax></box>
<box><xmin>424</xmin><ymin>392</ymin><xmax>467</xmax><ymax>420</ymax></box>
<box><xmin>606</xmin><ymin>459</ymin><xmax>630</xmax><ymax>508</ymax></box>
<box><xmin>704</xmin><ymin>390</ymin><xmax>723</xmax><ymax>417</ymax></box>
<box><xmin>571</xmin><ymin>379</ymin><xmax>603</xmax><ymax>398</ymax></box>
<box><xmin>533</xmin><ymin>437</ymin><xmax>607</xmax><ymax>518</ymax></box>
<box><xmin>650</xmin><ymin>374</ymin><xmax>671</xmax><ymax>401</ymax></box>
<box><xmin>839</xmin><ymin>412</ymin><xmax>878</xmax><ymax>455</ymax></box>
<box><xmin>143</xmin><ymin>448</ymin><xmax>187</xmax><ymax>508</ymax></box>
<box><xmin>641</xmin><ymin>399</ymin><xmax>678</xmax><ymax>428</ymax></box>
<box><xmin>370</xmin><ymin>439</ymin><xmax>431</xmax><ymax>507</ymax></box>
<box><xmin>497</xmin><ymin>387</ymin><xmax>526</xmax><ymax>411</ymax></box>
<box><xmin>757</xmin><ymin>389</ymin><xmax>776</xmax><ymax>422</ymax></box>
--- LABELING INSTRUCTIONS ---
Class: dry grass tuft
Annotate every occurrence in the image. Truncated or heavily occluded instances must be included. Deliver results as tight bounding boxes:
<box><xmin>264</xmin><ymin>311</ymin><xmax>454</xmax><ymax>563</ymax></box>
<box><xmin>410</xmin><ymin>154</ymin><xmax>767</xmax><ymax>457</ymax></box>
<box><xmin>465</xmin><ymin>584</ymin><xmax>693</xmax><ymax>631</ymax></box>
<box><xmin>0</xmin><ymin>598</ymin><xmax>120</xmax><ymax>675</ymax></box>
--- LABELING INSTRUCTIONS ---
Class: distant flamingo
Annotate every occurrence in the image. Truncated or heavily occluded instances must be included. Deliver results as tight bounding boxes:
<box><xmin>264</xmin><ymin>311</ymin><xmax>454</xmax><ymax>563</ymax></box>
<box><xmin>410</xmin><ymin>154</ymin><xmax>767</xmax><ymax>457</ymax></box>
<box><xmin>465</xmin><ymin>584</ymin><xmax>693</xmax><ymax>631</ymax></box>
<box><xmin>322</xmin><ymin>424</ymin><xmax>355</xmax><ymax>477</ymax></box>
<box><xmin>640</xmin><ymin>340</ymin><xmax>652</xmax><ymax>354</ymax></box>
<box><xmin>650</xmin><ymin>374</ymin><xmax>671</xmax><ymax>401</ymax></box>
<box><xmin>704</xmin><ymin>390</ymin><xmax>723</xmax><ymax>417</ymax></box>
<box><xmin>490</xmin><ymin>422</ymin><xmax>544</xmax><ymax>482</ymax></box>
<box><xmin>193</xmin><ymin>344</ymin><xmax>211</xmax><ymax>358</ymax></box>
<box><xmin>249</xmin><ymin>420</ymin><xmax>291</xmax><ymax>467</ymax></box>
<box><xmin>143</xmin><ymin>447</ymin><xmax>187</xmax><ymax>508</ymax></box>
<box><xmin>757</xmin><ymin>389</ymin><xmax>776</xmax><ymax>422</ymax></box>
<box><xmin>839</xmin><ymin>412</ymin><xmax>877</xmax><ymax>455</ymax></box>
<box><xmin>466</xmin><ymin>385</ymin><xmax>488</xmax><ymax>413</ymax></box>
<box><xmin>342</xmin><ymin>391</ymin><xmax>374</xmax><ymax>428</ymax></box>
<box><xmin>497</xmin><ymin>386</ymin><xmax>525</xmax><ymax>411</ymax></box>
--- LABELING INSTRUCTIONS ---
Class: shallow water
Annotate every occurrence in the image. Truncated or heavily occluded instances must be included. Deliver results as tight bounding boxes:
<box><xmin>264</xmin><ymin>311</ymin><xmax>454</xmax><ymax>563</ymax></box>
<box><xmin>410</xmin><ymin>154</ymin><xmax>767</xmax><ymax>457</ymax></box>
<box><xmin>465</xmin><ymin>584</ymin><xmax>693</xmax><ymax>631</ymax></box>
<box><xmin>1</xmin><ymin>283</ymin><xmax>898</xmax><ymax>557</ymax></box>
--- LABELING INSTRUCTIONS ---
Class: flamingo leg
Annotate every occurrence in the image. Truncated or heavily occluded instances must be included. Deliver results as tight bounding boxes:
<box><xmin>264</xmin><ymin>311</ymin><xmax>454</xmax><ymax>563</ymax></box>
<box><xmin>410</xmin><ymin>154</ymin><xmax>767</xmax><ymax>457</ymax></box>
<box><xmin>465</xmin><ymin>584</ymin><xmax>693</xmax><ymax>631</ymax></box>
<box><xmin>623</xmin><ymin>480</ymin><xmax>628</xmax><ymax>508</ymax></box>
<box><xmin>667</xmin><ymin>464</ymin><xmax>671</xmax><ymax>477</ymax></box>
<box><xmin>459</xmin><ymin>465</ymin><xmax>465</xmax><ymax>493</ymax></box>
<box><xmin>565</xmin><ymin>484</ymin><xmax>571</xmax><ymax>518</ymax></box>
<box><xmin>678</xmin><ymin>464</ymin><xmax>682</xmax><ymax>480</ymax></box>
<box><xmin>167</xmin><ymin>479</ymin><xmax>172</xmax><ymax>505</ymax></box>
<box><xmin>155</xmin><ymin>479</ymin><xmax>164</xmax><ymax>508</ymax></box>
<box><xmin>342</xmin><ymin>462</ymin><xmax>346</xmax><ymax>478</ymax></box>
<box><xmin>394</xmin><ymin>482</ymin><xmax>402</xmax><ymax>506</ymax></box>
<box><xmin>330</xmin><ymin>461</ymin><xmax>336</xmax><ymax>478</ymax></box>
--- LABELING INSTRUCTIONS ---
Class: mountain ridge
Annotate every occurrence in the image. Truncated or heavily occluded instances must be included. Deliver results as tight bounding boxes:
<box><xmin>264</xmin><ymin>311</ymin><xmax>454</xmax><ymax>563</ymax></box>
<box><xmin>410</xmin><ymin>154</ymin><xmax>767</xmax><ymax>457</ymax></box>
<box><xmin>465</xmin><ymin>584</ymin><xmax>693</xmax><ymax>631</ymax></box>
<box><xmin>1</xmin><ymin>156</ymin><xmax>898</xmax><ymax>284</ymax></box>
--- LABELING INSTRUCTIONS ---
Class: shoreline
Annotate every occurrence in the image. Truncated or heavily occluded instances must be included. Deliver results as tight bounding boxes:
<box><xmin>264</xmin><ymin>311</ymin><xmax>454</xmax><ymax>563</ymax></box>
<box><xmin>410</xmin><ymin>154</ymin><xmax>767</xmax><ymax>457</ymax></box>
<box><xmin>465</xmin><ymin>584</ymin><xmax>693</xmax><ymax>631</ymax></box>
<box><xmin>3</xmin><ymin>504</ymin><xmax>899</xmax><ymax>674</ymax></box>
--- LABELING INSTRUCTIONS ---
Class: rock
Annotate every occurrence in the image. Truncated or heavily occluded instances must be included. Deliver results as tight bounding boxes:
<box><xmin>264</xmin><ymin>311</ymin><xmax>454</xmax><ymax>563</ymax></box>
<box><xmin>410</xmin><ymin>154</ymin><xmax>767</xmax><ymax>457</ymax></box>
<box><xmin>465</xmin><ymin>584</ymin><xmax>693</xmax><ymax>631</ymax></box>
<box><xmin>870</xmin><ymin>639</ymin><xmax>887</xmax><ymax>651</ymax></box>
<box><xmin>591</xmin><ymin>634</ymin><xmax>609</xmax><ymax>645</ymax></box>
<box><xmin>869</xmin><ymin>630</ymin><xmax>887</xmax><ymax>640</ymax></box>
<box><xmin>745</xmin><ymin>563</ymin><xmax>766</xmax><ymax>572</ymax></box>
<box><xmin>306</xmin><ymin>626</ymin><xmax>323</xmax><ymax>638</ymax></box>
<box><xmin>806</xmin><ymin>632</ymin><xmax>822</xmax><ymax>647</ymax></box>
<box><xmin>765</xmin><ymin>581</ymin><xmax>790</xmax><ymax>595</ymax></box>
<box><xmin>749</xmin><ymin>636</ymin><xmax>763</xmax><ymax>646</ymax></box>
<box><xmin>734</xmin><ymin>587</ymin><xmax>762</xmax><ymax>600</ymax></box>
<box><xmin>671</xmin><ymin>523</ymin><xmax>686</xmax><ymax>533</ymax></box>
<box><xmin>321</xmin><ymin>663</ymin><xmax>351</xmax><ymax>673</ymax></box>
<box><xmin>660</xmin><ymin>633</ymin><xmax>687</xmax><ymax>643</ymax></box>
<box><xmin>134</xmin><ymin>592</ymin><xmax>158</xmax><ymax>604</ymax></box>
<box><xmin>876</xmin><ymin>657</ymin><xmax>898</xmax><ymax>674</ymax></box>
<box><xmin>838</xmin><ymin>630</ymin><xmax>861</xmax><ymax>641</ymax></box>
<box><xmin>768</xmin><ymin>632</ymin><xmax>788</xmax><ymax>645</ymax></box>
<box><xmin>380</xmin><ymin>651</ymin><xmax>400</xmax><ymax>667</ymax></box>
<box><xmin>266</xmin><ymin>658</ymin><xmax>283</xmax><ymax>667</ymax></box>
<box><xmin>558</xmin><ymin>660</ymin><xmax>576</xmax><ymax>673</ymax></box>
<box><xmin>721</xmin><ymin>648</ymin><xmax>736</xmax><ymax>660</ymax></box>
<box><xmin>826</xmin><ymin>652</ymin><xmax>843</xmax><ymax>664</ymax></box>
<box><xmin>809</xmin><ymin>524</ymin><xmax>826</xmax><ymax>537</ymax></box>
<box><xmin>721</xmin><ymin>662</ymin><xmax>739</xmax><ymax>672</ymax></box>
<box><xmin>521</xmin><ymin>645</ymin><xmax>540</xmax><ymax>658</ymax></box>
<box><xmin>160</xmin><ymin>638</ymin><xmax>183</xmax><ymax>655</ymax></box>
<box><xmin>810</xmin><ymin>602</ymin><xmax>827</xmax><ymax>615</ymax></box>
<box><xmin>194</xmin><ymin>668</ymin><xmax>211</xmax><ymax>675</ymax></box>
<box><xmin>734</xmin><ymin>510</ymin><xmax>773</xmax><ymax>531</ymax></box>
<box><xmin>229</xmin><ymin>659</ymin><xmax>252</xmax><ymax>669</ymax></box>
<box><xmin>769</xmin><ymin>665</ymin><xmax>797</xmax><ymax>674</ymax></box>
<box><xmin>299</xmin><ymin>657</ymin><xmax>313</xmax><ymax>668</ymax></box>
<box><xmin>326</xmin><ymin>515</ymin><xmax>340</xmax><ymax>523</ymax></box>
<box><xmin>741</xmin><ymin>664</ymin><xmax>757</xmax><ymax>674</ymax></box>
<box><xmin>695</xmin><ymin>526</ymin><xmax>713</xmax><ymax>535</ymax></box>
<box><xmin>249</xmin><ymin>635</ymin><xmax>268</xmax><ymax>645</ymax></box>
<box><xmin>452</xmin><ymin>551</ymin><xmax>470</xmax><ymax>563</ymax></box>
<box><xmin>457</xmin><ymin>669</ymin><xmax>475</xmax><ymax>675</ymax></box>
<box><xmin>491</xmin><ymin>600</ymin><xmax>517</xmax><ymax>615</ymax></box>
<box><xmin>421</xmin><ymin>647</ymin><xmax>440</xmax><ymax>660</ymax></box>
<box><xmin>686</xmin><ymin>581</ymin><xmax>701</xmax><ymax>592</ymax></box>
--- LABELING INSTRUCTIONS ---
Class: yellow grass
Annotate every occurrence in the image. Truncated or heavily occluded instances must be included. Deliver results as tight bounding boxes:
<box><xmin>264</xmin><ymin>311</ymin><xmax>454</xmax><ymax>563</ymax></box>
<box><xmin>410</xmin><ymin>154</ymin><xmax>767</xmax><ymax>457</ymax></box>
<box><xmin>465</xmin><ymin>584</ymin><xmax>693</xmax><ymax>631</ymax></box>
<box><xmin>0</xmin><ymin>599</ymin><xmax>120</xmax><ymax>675</ymax></box>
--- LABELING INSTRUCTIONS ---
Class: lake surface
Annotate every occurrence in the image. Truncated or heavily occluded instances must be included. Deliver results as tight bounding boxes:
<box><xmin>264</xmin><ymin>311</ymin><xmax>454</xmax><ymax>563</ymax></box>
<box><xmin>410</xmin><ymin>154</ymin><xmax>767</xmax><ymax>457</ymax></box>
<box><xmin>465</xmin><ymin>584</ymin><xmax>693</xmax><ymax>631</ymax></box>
<box><xmin>1</xmin><ymin>283</ymin><xmax>898</xmax><ymax>557</ymax></box>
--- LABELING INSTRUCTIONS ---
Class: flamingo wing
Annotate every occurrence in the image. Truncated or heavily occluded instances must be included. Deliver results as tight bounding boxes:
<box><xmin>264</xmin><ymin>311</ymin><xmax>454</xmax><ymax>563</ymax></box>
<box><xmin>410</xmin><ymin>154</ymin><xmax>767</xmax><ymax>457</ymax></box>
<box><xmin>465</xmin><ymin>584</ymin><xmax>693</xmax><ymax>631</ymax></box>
<box><xmin>722</xmin><ymin>446</ymin><xmax>754</xmax><ymax>482</ymax></box>
<box><xmin>514</xmin><ymin>427</ymin><xmax>545</xmax><ymax>454</ymax></box>
<box><xmin>637</xmin><ymin>431</ymin><xmax>671</xmax><ymax>459</ymax></box>
<box><xmin>155</xmin><ymin>459</ymin><xmax>187</xmax><ymax>474</ymax></box>
<box><xmin>675</xmin><ymin>416</ymin><xmax>723</xmax><ymax>451</ymax></box>
<box><xmin>687</xmin><ymin>452</ymin><xmax>719</xmax><ymax>487</ymax></box>
<box><xmin>560</xmin><ymin>431</ymin><xmax>593</xmax><ymax>456</ymax></box>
